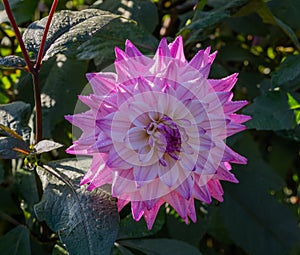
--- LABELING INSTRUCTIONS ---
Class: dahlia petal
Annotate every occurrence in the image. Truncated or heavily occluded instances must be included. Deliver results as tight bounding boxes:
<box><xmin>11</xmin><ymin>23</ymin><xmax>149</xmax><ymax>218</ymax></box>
<box><xmin>195</xmin><ymin>154</ymin><xmax>218</xmax><ymax>176</ymax></box>
<box><xmin>87</xmin><ymin>72</ymin><xmax>117</xmax><ymax>96</ymax></box>
<box><xmin>65</xmin><ymin>111</ymin><xmax>94</xmax><ymax>130</ymax></box>
<box><xmin>90</xmin><ymin>94</ymin><xmax>118</xmax><ymax>112</ymax></box>
<box><xmin>131</xmin><ymin>201</ymin><xmax>145</xmax><ymax>221</ymax></box>
<box><xmin>189</xmin><ymin>47</ymin><xmax>217</xmax><ymax>78</ymax></box>
<box><xmin>128</xmin><ymin>100</ymin><xmax>153</xmax><ymax>122</ymax></box>
<box><xmin>143</xmin><ymin>199</ymin><xmax>164</xmax><ymax>230</ymax></box>
<box><xmin>158</xmin><ymin>163</ymin><xmax>178</xmax><ymax>187</ymax></box>
<box><xmin>92</xmin><ymin>132</ymin><xmax>112</xmax><ymax>153</ymax></box>
<box><xmin>135</xmin><ymin>76</ymin><xmax>154</xmax><ymax>93</ymax></box>
<box><xmin>151</xmin><ymin>38</ymin><xmax>172</xmax><ymax>73</ymax></box>
<box><xmin>200</xmin><ymin>115</ymin><xmax>228</xmax><ymax>131</ymax></box>
<box><xmin>187</xmin><ymin>199</ymin><xmax>197</xmax><ymax>223</ymax></box>
<box><xmin>138</xmin><ymin>145</ymin><xmax>154</xmax><ymax>163</ymax></box>
<box><xmin>125</xmin><ymin>39</ymin><xmax>143</xmax><ymax>57</ymax></box>
<box><xmin>179</xmin><ymin>153</ymin><xmax>196</xmax><ymax>171</ymax></box>
<box><xmin>112</xmin><ymin>169</ymin><xmax>137</xmax><ymax>196</ymax></box>
<box><xmin>157</xmin><ymin>37</ymin><xmax>172</xmax><ymax>57</ymax></box>
<box><xmin>66</xmin><ymin>36</ymin><xmax>250</xmax><ymax>229</ymax></box>
<box><xmin>134</xmin><ymin>164</ymin><xmax>158</xmax><ymax>187</ymax></box>
<box><xmin>207</xmin><ymin>180</ymin><xmax>224</xmax><ymax>202</ymax></box>
<box><xmin>106</xmin><ymin>146</ymin><xmax>132</xmax><ymax>169</ymax></box>
<box><xmin>96</xmin><ymin>115</ymin><xmax>114</xmax><ymax>135</ymax></box>
<box><xmin>168</xmin><ymin>35</ymin><xmax>186</xmax><ymax>62</ymax></box>
<box><xmin>143</xmin><ymin>198</ymin><xmax>159</xmax><ymax>210</ymax></box>
<box><xmin>198</xmin><ymin>134</ymin><xmax>214</xmax><ymax>151</ymax></box>
<box><xmin>224</xmin><ymin>145</ymin><xmax>247</xmax><ymax>164</ymax></box>
<box><xmin>216</xmin><ymin>92</ymin><xmax>233</xmax><ymax>105</ymax></box>
<box><xmin>209</xmin><ymin>73</ymin><xmax>238</xmax><ymax>92</ymax></box>
<box><xmin>140</xmin><ymin>178</ymin><xmax>169</xmax><ymax>202</ymax></box>
<box><xmin>115</xmin><ymin>47</ymin><xmax>126</xmax><ymax>61</ymax></box>
<box><xmin>124</xmin><ymin>127</ymin><xmax>147</xmax><ymax>150</ymax></box>
<box><xmin>215</xmin><ymin>164</ymin><xmax>238</xmax><ymax>183</ymax></box>
<box><xmin>229</xmin><ymin>113</ymin><xmax>252</xmax><ymax>124</ymax></box>
<box><xmin>81</xmin><ymin>154</ymin><xmax>112</xmax><ymax>188</ymax></box>
<box><xmin>117</xmin><ymin>198</ymin><xmax>130</xmax><ymax>212</ymax></box>
<box><xmin>189</xmin><ymin>48</ymin><xmax>207</xmax><ymax>70</ymax></box>
<box><xmin>165</xmin><ymin>192</ymin><xmax>187</xmax><ymax>219</ymax></box>
<box><xmin>175</xmin><ymin>176</ymin><xmax>193</xmax><ymax>200</ymax></box>
<box><xmin>193</xmin><ymin>181</ymin><xmax>212</xmax><ymax>203</ymax></box>
<box><xmin>224</xmin><ymin>100</ymin><xmax>248</xmax><ymax>114</ymax></box>
<box><xmin>87</xmin><ymin>170</ymin><xmax>112</xmax><ymax>191</ymax></box>
<box><xmin>225</xmin><ymin>122</ymin><xmax>247</xmax><ymax>136</ymax></box>
<box><xmin>78</xmin><ymin>95</ymin><xmax>99</xmax><ymax>111</ymax></box>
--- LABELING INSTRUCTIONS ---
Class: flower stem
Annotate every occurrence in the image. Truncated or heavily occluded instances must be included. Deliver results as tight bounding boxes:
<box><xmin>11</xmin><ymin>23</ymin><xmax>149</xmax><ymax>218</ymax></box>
<box><xmin>32</xmin><ymin>71</ymin><xmax>43</xmax><ymax>143</ymax></box>
<box><xmin>2</xmin><ymin>0</ymin><xmax>34</xmax><ymax>73</ymax></box>
<box><xmin>34</xmin><ymin>0</ymin><xmax>59</xmax><ymax>71</ymax></box>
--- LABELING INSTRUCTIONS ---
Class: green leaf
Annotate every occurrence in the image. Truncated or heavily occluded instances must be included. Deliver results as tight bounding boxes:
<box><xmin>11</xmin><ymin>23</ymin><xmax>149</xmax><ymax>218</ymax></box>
<box><xmin>77</xmin><ymin>18</ymin><xmax>158</xmax><ymax>69</ymax></box>
<box><xmin>166</xmin><ymin>212</ymin><xmax>209</xmax><ymax>246</ymax></box>
<box><xmin>114</xmin><ymin>244</ymin><xmax>134</xmax><ymax>255</ymax></box>
<box><xmin>0</xmin><ymin>101</ymin><xmax>31</xmax><ymax>140</ymax></box>
<box><xmin>15</xmin><ymin>169</ymin><xmax>39</xmax><ymax>221</ymax></box>
<box><xmin>255</xmin><ymin>1</ymin><xmax>300</xmax><ymax>50</ymax></box>
<box><xmin>22</xmin><ymin>9</ymin><xmax>118</xmax><ymax>61</ymax></box>
<box><xmin>0</xmin><ymin>225</ymin><xmax>31</xmax><ymax>255</ymax></box>
<box><xmin>0</xmin><ymin>102</ymin><xmax>31</xmax><ymax>158</ymax></box>
<box><xmin>220</xmin><ymin>133</ymin><xmax>300</xmax><ymax>255</ymax></box>
<box><xmin>34</xmin><ymin>158</ymin><xmax>119</xmax><ymax>255</ymax></box>
<box><xmin>93</xmin><ymin>0</ymin><xmax>158</xmax><ymax>33</ymax></box>
<box><xmin>0</xmin><ymin>161</ymin><xmax>4</xmax><ymax>183</ymax></box>
<box><xmin>268</xmin><ymin>0</ymin><xmax>300</xmax><ymax>30</ymax></box>
<box><xmin>16</xmin><ymin>56</ymin><xmax>89</xmax><ymax>138</ymax></box>
<box><xmin>272</xmin><ymin>55</ymin><xmax>300</xmax><ymax>90</ymax></box>
<box><xmin>243</xmin><ymin>90</ymin><xmax>299</xmax><ymax>130</ymax></box>
<box><xmin>0</xmin><ymin>56</ymin><xmax>27</xmax><ymax>69</ymax></box>
<box><xmin>120</xmin><ymin>239</ymin><xmax>203</xmax><ymax>255</ymax></box>
<box><xmin>34</xmin><ymin>140</ymin><xmax>63</xmax><ymax>154</ymax></box>
<box><xmin>181</xmin><ymin>0</ymin><xmax>248</xmax><ymax>44</ymax></box>
<box><xmin>0</xmin><ymin>0</ymin><xmax>39</xmax><ymax>25</ymax></box>
<box><xmin>273</xmin><ymin>17</ymin><xmax>300</xmax><ymax>52</ymax></box>
<box><xmin>37</xmin><ymin>56</ymin><xmax>88</xmax><ymax>138</ymax></box>
<box><xmin>118</xmin><ymin>208</ymin><xmax>165</xmax><ymax>240</ymax></box>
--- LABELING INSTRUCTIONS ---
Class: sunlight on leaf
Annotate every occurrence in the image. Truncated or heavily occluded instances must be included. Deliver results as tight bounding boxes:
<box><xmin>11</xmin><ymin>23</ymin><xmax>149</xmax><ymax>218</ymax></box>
<box><xmin>35</xmin><ymin>158</ymin><xmax>119</xmax><ymax>255</ymax></box>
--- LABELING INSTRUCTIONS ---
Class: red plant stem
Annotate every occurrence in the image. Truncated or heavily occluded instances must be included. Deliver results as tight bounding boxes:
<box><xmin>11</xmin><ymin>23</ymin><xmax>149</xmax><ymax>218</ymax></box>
<box><xmin>4</xmin><ymin>0</ymin><xmax>59</xmax><ymax>143</ymax></box>
<box><xmin>2</xmin><ymin>0</ymin><xmax>34</xmax><ymax>73</ymax></box>
<box><xmin>32</xmin><ymin>71</ymin><xmax>43</xmax><ymax>143</ymax></box>
<box><xmin>34</xmin><ymin>0</ymin><xmax>59</xmax><ymax>70</ymax></box>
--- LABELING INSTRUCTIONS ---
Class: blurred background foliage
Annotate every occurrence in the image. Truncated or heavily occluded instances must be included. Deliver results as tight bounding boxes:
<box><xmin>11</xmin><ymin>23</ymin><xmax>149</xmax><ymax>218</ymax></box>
<box><xmin>0</xmin><ymin>0</ymin><xmax>299</xmax><ymax>255</ymax></box>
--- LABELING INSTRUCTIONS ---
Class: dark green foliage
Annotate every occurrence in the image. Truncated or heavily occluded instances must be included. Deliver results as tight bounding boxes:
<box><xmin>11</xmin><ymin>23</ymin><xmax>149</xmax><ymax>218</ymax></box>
<box><xmin>35</xmin><ymin>158</ymin><xmax>120</xmax><ymax>255</ymax></box>
<box><xmin>0</xmin><ymin>225</ymin><xmax>31</xmax><ymax>255</ymax></box>
<box><xmin>0</xmin><ymin>55</ymin><xmax>26</xmax><ymax>69</ymax></box>
<box><xmin>0</xmin><ymin>101</ymin><xmax>31</xmax><ymax>158</ymax></box>
<box><xmin>0</xmin><ymin>1</ymin><xmax>299</xmax><ymax>255</ymax></box>
<box><xmin>0</xmin><ymin>0</ymin><xmax>39</xmax><ymax>25</ymax></box>
<box><xmin>22</xmin><ymin>9</ymin><xmax>118</xmax><ymax>61</ymax></box>
<box><xmin>119</xmin><ymin>238</ymin><xmax>203</xmax><ymax>255</ymax></box>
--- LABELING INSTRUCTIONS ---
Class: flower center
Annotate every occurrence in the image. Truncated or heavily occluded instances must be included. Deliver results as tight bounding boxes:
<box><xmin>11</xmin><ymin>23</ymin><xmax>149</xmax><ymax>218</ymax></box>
<box><xmin>145</xmin><ymin>115</ymin><xmax>182</xmax><ymax>166</ymax></box>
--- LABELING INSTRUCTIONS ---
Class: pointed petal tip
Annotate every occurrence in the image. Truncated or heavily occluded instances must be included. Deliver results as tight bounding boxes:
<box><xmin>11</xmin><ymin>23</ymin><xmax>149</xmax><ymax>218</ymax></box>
<box><xmin>65</xmin><ymin>146</ymin><xmax>76</xmax><ymax>155</ymax></box>
<box><xmin>86</xmin><ymin>72</ymin><xmax>97</xmax><ymax>81</ymax></box>
<box><xmin>115</xmin><ymin>46</ymin><xmax>126</xmax><ymax>60</ymax></box>
<box><xmin>125</xmin><ymin>39</ymin><xmax>133</xmax><ymax>47</ymax></box>
<box><xmin>87</xmin><ymin>182</ymin><xmax>97</xmax><ymax>191</ymax></box>
<box><xmin>64</xmin><ymin>115</ymin><xmax>73</xmax><ymax>123</ymax></box>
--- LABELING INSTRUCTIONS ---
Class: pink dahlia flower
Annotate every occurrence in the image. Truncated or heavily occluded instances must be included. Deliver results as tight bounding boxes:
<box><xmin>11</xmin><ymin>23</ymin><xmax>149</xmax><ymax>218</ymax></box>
<box><xmin>66</xmin><ymin>36</ymin><xmax>250</xmax><ymax>229</ymax></box>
